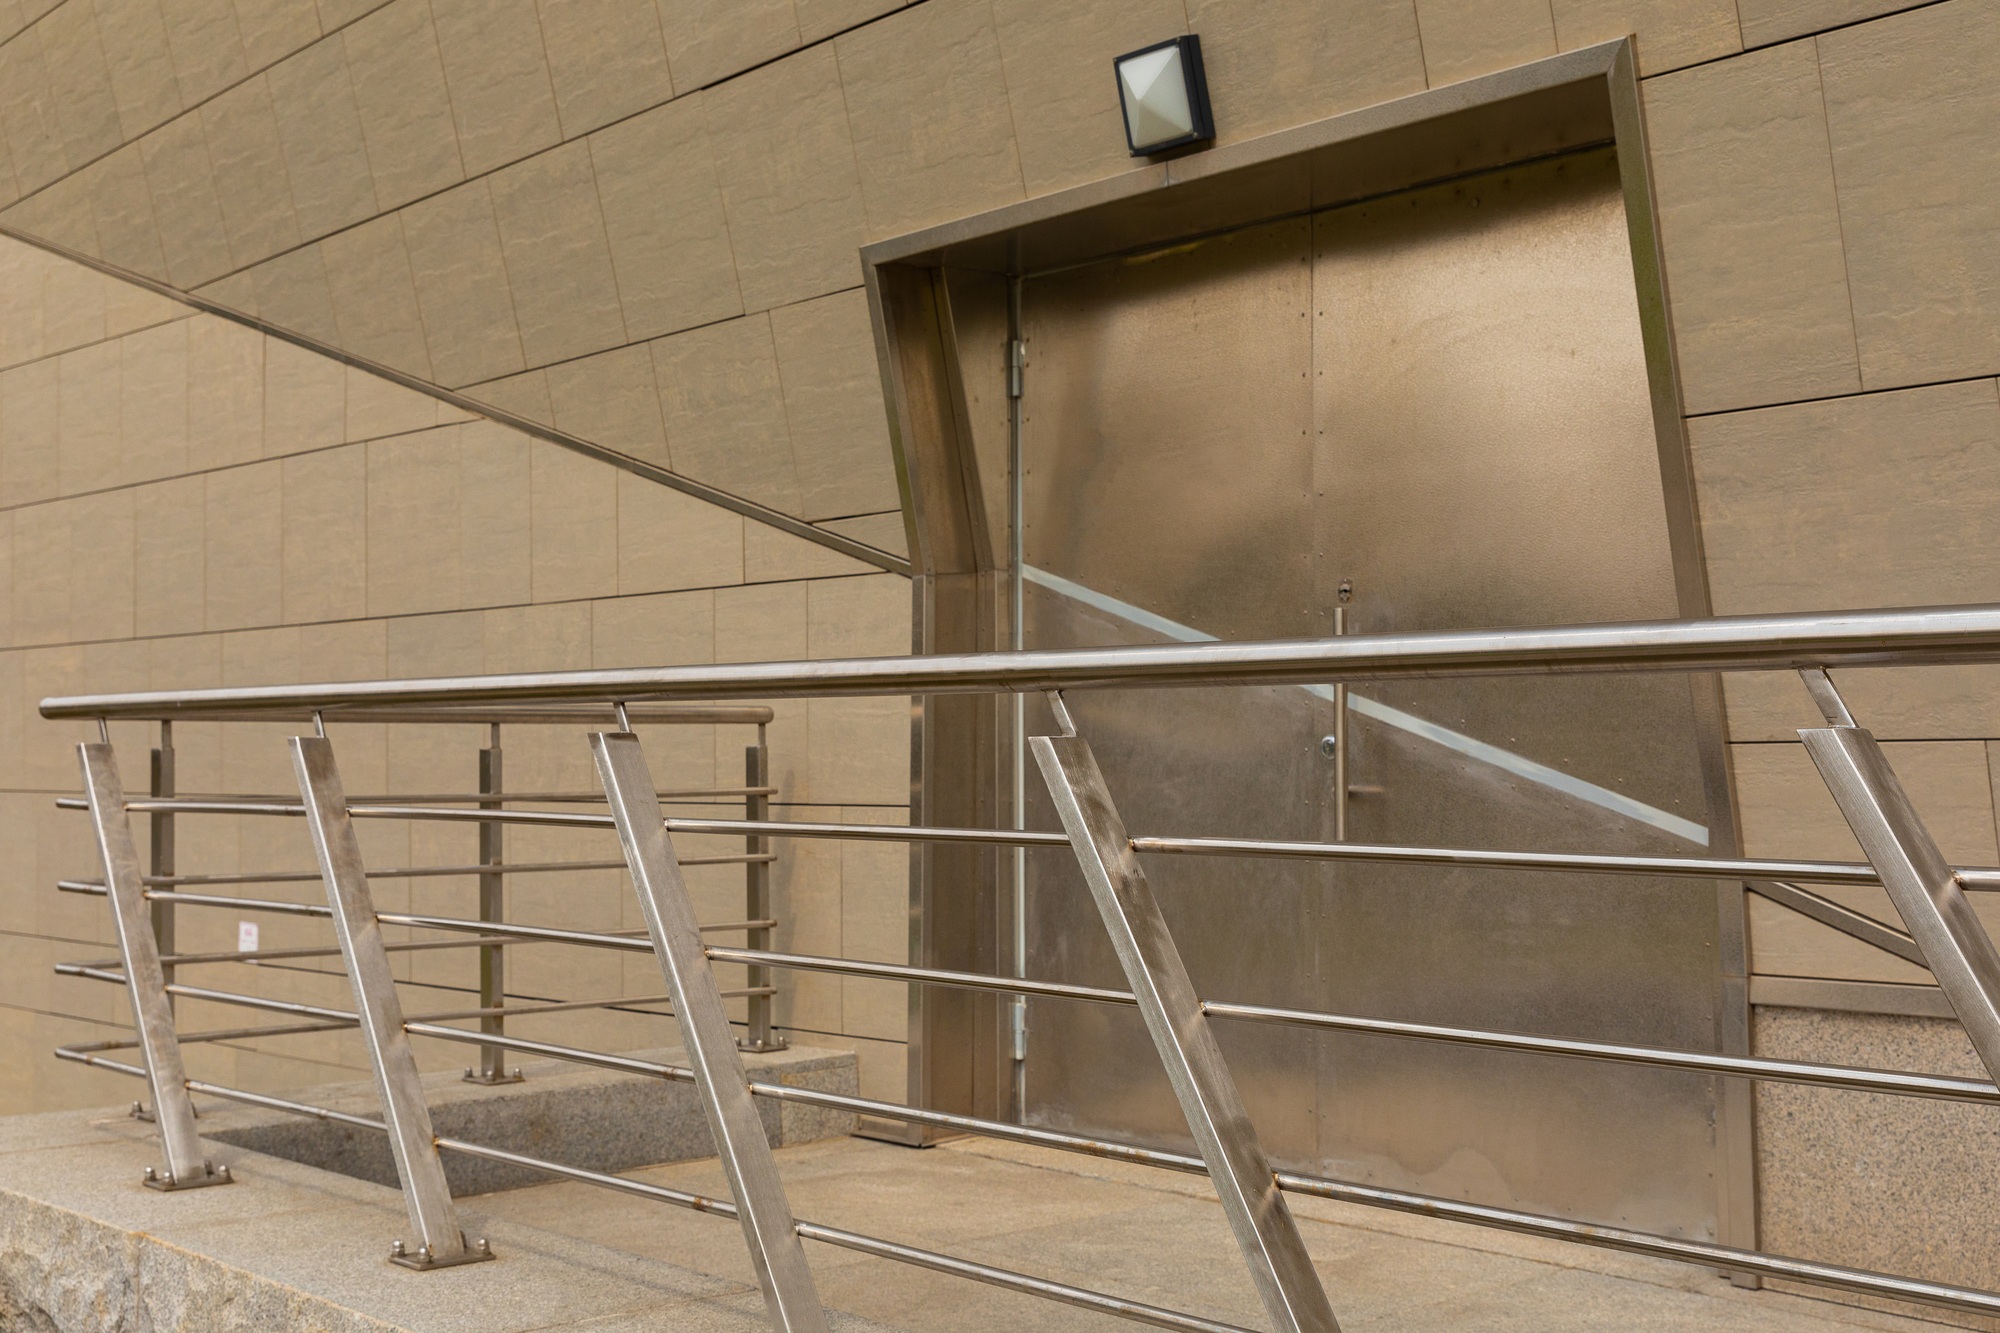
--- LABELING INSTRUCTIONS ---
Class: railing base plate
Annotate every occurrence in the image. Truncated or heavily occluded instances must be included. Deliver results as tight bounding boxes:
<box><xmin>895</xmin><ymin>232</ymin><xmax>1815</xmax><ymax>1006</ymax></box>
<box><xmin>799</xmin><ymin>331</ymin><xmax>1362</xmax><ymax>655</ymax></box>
<box><xmin>143</xmin><ymin>1164</ymin><xmax>232</xmax><ymax>1192</ymax></box>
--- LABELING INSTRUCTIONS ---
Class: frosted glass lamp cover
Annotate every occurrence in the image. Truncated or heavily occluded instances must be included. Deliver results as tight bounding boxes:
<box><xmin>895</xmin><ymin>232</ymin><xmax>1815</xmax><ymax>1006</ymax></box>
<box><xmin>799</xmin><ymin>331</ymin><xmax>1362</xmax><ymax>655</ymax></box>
<box><xmin>1114</xmin><ymin>35</ymin><xmax>1214</xmax><ymax>156</ymax></box>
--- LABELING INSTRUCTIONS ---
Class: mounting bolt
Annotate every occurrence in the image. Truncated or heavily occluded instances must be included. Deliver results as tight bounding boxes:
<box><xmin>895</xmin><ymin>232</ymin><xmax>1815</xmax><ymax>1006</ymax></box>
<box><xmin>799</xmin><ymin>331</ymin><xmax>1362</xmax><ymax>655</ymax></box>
<box><xmin>130</xmin><ymin>1101</ymin><xmax>145</xmax><ymax>1118</ymax></box>
<box><xmin>142</xmin><ymin>1165</ymin><xmax>157</xmax><ymax>1183</ymax></box>
<box><xmin>1319</xmin><ymin>735</ymin><xmax>1339</xmax><ymax>759</ymax></box>
<box><xmin>474</xmin><ymin>1237</ymin><xmax>492</xmax><ymax>1257</ymax></box>
<box><xmin>215</xmin><ymin>1164</ymin><xmax>231</xmax><ymax>1182</ymax></box>
<box><xmin>462</xmin><ymin>1067</ymin><xmax>472</xmax><ymax>1078</ymax></box>
<box><xmin>510</xmin><ymin>1068</ymin><xmax>522</xmax><ymax>1080</ymax></box>
<box><xmin>390</xmin><ymin>1240</ymin><xmax>406</xmax><ymax>1259</ymax></box>
<box><xmin>415</xmin><ymin>1244</ymin><xmax>433</xmax><ymax>1264</ymax></box>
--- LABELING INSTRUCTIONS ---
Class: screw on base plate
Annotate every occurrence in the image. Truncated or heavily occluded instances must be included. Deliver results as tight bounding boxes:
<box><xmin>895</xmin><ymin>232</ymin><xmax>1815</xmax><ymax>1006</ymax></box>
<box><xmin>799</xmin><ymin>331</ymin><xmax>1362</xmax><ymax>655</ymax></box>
<box><xmin>460</xmin><ymin>1065</ymin><xmax>526</xmax><ymax>1085</ymax></box>
<box><xmin>388</xmin><ymin>1234</ymin><xmax>497</xmax><ymax>1270</ymax></box>
<box><xmin>143</xmin><ymin>1160</ymin><xmax>234</xmax><ymax>1191</ymax></box>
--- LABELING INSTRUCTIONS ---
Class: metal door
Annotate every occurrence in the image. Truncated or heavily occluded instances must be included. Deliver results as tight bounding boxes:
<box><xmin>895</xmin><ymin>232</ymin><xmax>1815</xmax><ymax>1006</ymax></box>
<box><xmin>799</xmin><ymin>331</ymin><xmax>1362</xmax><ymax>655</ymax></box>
<box><xmin>1017</xmin><ymin>148</ymin><xmax>1729</xmax><ymax>1239</ymax></box>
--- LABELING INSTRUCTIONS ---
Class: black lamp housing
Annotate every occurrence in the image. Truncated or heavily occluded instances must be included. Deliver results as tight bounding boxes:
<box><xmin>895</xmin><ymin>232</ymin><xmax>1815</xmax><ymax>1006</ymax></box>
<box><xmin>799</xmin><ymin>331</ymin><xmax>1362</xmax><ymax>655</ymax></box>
<box><xmin>1113</xmin><ymin>35</ymin><xmax>1215</xmax><ymax>158</ymax></box>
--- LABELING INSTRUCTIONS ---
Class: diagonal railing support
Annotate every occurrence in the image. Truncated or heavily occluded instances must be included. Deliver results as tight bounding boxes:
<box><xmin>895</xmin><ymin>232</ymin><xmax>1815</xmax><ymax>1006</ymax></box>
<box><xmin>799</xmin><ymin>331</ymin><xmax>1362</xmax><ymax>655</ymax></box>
<box><xmin>1800</xmin><ymin>665</ymin><xmax>2000</xmax><ymax>1085</ymax></box>
<box><xmin>1032</xmin><ymin>728</ymin><xmax>1342</xmax><ymax>1333</ymax></box>
<box><xmin>79</xmin><ymin>741</ymin><xmax>228</xmax><ymax>1191</ymax></box>
<box><xmin>1802</xmin><ymin>722</ymin><xmax>2000</xmax><ymax>1086</ymax></box>
<box><xmin>292</xmin><ymin>734</ymin><xmax>491</xmax><ymax>1270</ymax></box>
<box><xmin>591</xmin><ymin>729</ymin><xmax>829</xmax><ymax>1333</ymax></box>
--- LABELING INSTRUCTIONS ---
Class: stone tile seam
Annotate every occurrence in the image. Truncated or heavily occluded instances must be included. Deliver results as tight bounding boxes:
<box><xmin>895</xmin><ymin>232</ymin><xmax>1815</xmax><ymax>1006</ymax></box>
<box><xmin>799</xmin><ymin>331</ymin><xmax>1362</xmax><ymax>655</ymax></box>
<box><xmin>0</xmin><ymin>222</ymin><xmax>910</xmax><ymax>575</ymax></box>
<box><xmin>1684</xmin><ymin>368</ymin><xmax>2000</xmax><ymax>421</ymax></box>
<box><xmin>0</xmin><ymin>424</ymin><xmax>492</xmax><ymax>520</ymax></box>
<box><xmin>0</xmin><ymin>0</ymin><xmax>404</xmax><ymax>197</ymax></box>
<box><xmin>1</xmin><ymin>925</ymin><xmax>110</xmax><ymax>946</ymax></box>
<box><xmin>1636</xmin><ymin>0</ymin><xmax>1954</xmax><ymax>81</ymax></box>
<box><xmin>0</xmin><ymin>0</ymin><xmax>1953</xmax><ymax>237</ymax></box>
<box><xmin>1809</xmin><ymin>34</ymin><xmax>1869</xmax><ymax>399</ymax></box>
<box><xmin>0</xmin><ymin>565</ymin><xmax>908</xmax><ymax>659</ymax></box>
<box><xmin>0</xmin><ymin>310</ymin><xmax>200</xmax><ymax>378</ymax></box>
<box><xmin>0</xmin><ymin>996</ymin><xmax>124</xmax><ymax>1025</ymax></box>
<box><xmin>0</xmin><ymin>0</ymin><xmax>938</xmax><ymax>301</ymax></box>
<box><xmin>453</xmin><ymin>282</ymin><xmax>867</xmax><ymax>391</ymax></box>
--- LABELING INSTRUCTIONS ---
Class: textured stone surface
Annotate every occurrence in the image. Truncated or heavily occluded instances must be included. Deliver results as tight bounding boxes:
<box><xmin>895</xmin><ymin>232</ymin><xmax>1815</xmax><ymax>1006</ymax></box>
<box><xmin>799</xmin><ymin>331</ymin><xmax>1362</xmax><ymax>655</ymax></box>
<box><xmin>0</xmin><ymin>1106</ymin><xmax>895</xmax><ymax>1332</ymax></box>
<box><xmin>478</xmin><ymin>1131</ymin><xmax>1963</xmax><ymax>1332</ymax></box>
<box><xmin>200</xmin><ymin>1043</ymin><xmax>858</xmax><ymax>1195</ymax></box>
<box><xmin>1755</xmin><ymin>1006</ymin><xmax>2000</xmax><ymax>1316</ymax></box>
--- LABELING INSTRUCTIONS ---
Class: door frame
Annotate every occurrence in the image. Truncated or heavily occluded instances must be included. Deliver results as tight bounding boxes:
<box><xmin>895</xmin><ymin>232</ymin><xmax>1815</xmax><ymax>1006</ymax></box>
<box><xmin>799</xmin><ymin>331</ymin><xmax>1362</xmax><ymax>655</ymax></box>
<box><xmin>859</xmin><ymin>35</ymin><xmax>1752</xmax><ymax>1258</ymax></box>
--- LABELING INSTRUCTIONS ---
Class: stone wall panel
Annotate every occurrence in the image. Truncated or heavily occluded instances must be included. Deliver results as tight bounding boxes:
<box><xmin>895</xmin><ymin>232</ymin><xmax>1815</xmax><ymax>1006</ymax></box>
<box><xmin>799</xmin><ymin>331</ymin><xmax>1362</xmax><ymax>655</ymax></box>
<box><xmin>1820</xmin><ymin>0</ymin><xmax>2000</xmax><ymax>389</ymax></box>
<box><xmin>1647</xmin><ymin>40</ymin><xmax>1861</xmax><ymax>415</ymax></box>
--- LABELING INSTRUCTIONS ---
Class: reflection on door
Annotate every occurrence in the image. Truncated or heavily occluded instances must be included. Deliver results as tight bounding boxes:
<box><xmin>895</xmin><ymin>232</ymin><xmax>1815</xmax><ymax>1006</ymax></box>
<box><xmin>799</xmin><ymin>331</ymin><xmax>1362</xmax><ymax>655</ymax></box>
<box><xmin>1017</xmin><ymin>148</ymin><xmax>1729</xmax><ymax>1239</ymax></box>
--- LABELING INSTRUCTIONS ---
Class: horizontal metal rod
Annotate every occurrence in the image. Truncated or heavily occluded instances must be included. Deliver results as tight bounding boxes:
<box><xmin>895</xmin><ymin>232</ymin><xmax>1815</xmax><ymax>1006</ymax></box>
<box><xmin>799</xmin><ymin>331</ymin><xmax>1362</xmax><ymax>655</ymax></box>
<box><xmin>52</xmin><ymin>1049</ymin><xmax>150</xmax><ymax>1079</ymax></box>
<box><xmin>429</xmin><ymin>1137</ymin><xmax>1253</xmax><ymax>1333</ymax></box>
<box><xmin>57</xmin><ymin>1018</ymin><xmax>356</xmax><ymax>1052</ymax></box>
<box><xmin>95</xmin><ymin>802</ymin><xmax>2000</xmax><ymax>894</ymax></box>
<box><xmin>414</xmin><ymin>995</ymin><xmax>669</xmax><ymax>1022</ymax></box>
<box><xmin>412</xmin><ymin>987</ymin><xmax>771</xmax><ymax>1023</ymax></box>
<box><xmin>56</xmin><ymin>797</ymin><xmax>620</xmax><ymax>827</ymax></box>
<box><xmin>1131</xmin><ymin>834</ymin><xmax>1988</xmax><ymax>890</ymax></box>
<box><xmin>57</xmin><ymin>970</ymin><xmax>755</xmax><ymax>1029</ymax></box>
<box><xmin>708</xmin><ymin>949</ymin><xmax>2000</xmax><ymax>1105</ymax></box>
<box><xmin>1269</xmin><ymin>1170</ymin><xmax>2000</xmax><ymax>1316</ymax></box>
<box><xmin>709</xmin><ymin>945</ymin><xmax>1136</xmax><ymax>1006</ymax></box>
<box><xmin>72</xmin><ymin>927</ymin><xmax>2000</xmax><ymax>1107</ymax></box>
<box><xmin>90</xmin><ymin>787</ymin><xmax>774</xmax><ymax>805</ymax></box>
<box><xmin>119</xmin><ymin>935</ymin><xmax>526</xmax><ymax>970</ymax></box>
<box><xmin>666</xmin><ymin>816</ymin><xmax>1072</xmax><ymax>848</ymax></box>
<box><xmin>64</xmin><ymin>860</ymin><xmax>645</xmax><ymax>889</ymax></box>
<box><xmin>790</xmin><ymin>1217</ymin><xmax>1253</xmax><ymax>1332</ymax></box>
<box><xmin>43</xmin><ymin>604</ymin><xmax>2000</xmax><ymax>718</ymax></box>
<box><xmin>160</xmin><ymin>981</ymin><xmax>354</xmax><ymax>1023</ymax></box>
<box><xmin>79</xmin><ymin>800</ymin><xmax>1998</xmax><ymax>896</ymax></box>
<box><xmin>1202</xmin><ymin>1000</ymin><xmax>2000</xmax><ymax>1104</ymax></box>
<box><xmin>378</xmin><ymin>912</ymin><xmax>649</xmax><ymax>951</ymax></box>
<box><xmin>58</xmin><ymin>856</ymin><xmax>764</xmax><ymax>898</ymax></box>
<box><xmin>65</xmin><ymin>703</ymin><xmax>775</xmax><ymax>726</ymax></box>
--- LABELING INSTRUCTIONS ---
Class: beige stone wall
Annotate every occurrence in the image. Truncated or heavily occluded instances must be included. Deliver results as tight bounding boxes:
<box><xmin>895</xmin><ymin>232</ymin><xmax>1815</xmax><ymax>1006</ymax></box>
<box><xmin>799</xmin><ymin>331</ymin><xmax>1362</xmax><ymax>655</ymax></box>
<box><xmin>0</xmin><ymin>234</ymin><xmax>913</xmax><ymax>1114</ymax></box>
<box><xmin>1</xmin><ymin>0</ymin><xmax>1999</xmax><ymax>1274</ymax></box>
<box><xmin>1642</xmin><ymin>0</ymin><xmax>2000</xmax><ymax>985</ymax></box>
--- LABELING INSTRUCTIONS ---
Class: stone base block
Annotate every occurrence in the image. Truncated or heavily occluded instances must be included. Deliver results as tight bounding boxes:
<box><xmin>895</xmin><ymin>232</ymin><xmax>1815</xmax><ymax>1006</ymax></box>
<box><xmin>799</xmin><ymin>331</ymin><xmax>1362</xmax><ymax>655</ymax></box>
<box><xmin>0</xmin><ymin>1106</ymin><xmax>892</xmax><ymax>1332</ymax></box>
<box><xmin>197</xmin><ymin>1043</ymin><xmax>858</xmax><ymax>1196</ymax></box>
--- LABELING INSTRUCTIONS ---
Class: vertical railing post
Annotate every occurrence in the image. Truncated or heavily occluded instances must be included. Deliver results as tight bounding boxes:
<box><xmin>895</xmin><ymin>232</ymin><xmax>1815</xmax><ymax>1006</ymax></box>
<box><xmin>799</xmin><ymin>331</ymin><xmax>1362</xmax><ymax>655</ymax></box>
<box><xmin>466</xmin><ymin>722</ymin><xmax>520</xmax><ymax>1084</ymax></box>
<box><xmin>149</xmin><ymin>721</ymin><xmax>175</xmax><ymax>1007</ymax></box>
<box><xmin>1032</xmin><ymin>708</ymin><xmax>1342</xmax><ymax>1333</ymax></box>
<box><xmin>78</xmin><ymin>740</ymin><xmax>227</xmax><ymax>1191</ymax></box>
<box><xmin>591</xmin><ymin>726</ymin><xmax>828</xmax><ymax>1333</ymax></box>
<box><xmin>741</xmin><ymin>724</ymin><xmax>785</xmax><ymax>1052</ymax></box>
<box><xmin>1798</xmin><ymin>671</ymin><xmax>2000</xmax><ymax>1087</ymax></box>
<box><xmin>292</xmin><ymin>732</ymin><xmax>491</xmax><ymax>1270</ymax></box>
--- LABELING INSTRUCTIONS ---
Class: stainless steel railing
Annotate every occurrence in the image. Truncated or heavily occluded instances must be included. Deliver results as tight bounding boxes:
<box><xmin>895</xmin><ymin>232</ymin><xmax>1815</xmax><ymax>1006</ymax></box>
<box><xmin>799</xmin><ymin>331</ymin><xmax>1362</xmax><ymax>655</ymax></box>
<box><xmin>41</xmin><ymin>603</ymin><xmax>2000</xmax><ymax>1331</ymax></box>
<box><xmin>55</xmin><ymin>700</ymin><xmax>784</xmax><ymax>1092</ymax></box>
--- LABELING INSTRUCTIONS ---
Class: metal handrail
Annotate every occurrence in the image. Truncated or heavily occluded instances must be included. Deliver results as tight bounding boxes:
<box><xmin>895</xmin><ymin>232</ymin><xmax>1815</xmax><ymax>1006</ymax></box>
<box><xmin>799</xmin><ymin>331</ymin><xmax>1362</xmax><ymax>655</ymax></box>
<box><xmin>50</xmin><ymin>603</ymin><xmax>2000</xmax><ymax>1330</ymax></box>
<box><xmin>41</xmin><ymin>603</ymin><xmax>2000</xmax><ymax>717</ymax></box>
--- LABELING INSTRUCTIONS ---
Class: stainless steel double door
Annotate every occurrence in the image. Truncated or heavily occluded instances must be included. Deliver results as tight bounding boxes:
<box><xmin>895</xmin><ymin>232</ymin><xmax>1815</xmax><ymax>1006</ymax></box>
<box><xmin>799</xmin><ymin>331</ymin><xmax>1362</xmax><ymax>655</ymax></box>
<box><xmin>1017</xmin><ymin>148</ymin><xmax>1731</xmax><ymax>1239</ymax></box>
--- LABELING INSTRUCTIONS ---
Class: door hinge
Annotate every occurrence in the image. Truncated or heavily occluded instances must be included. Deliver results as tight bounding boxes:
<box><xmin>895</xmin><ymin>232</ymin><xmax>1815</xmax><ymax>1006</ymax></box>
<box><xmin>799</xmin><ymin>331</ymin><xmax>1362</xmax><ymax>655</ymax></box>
<box><xmin>1007</xmin><ymin>338</ymin><xmax>1027</xmax><ymax>399</ymax></box>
